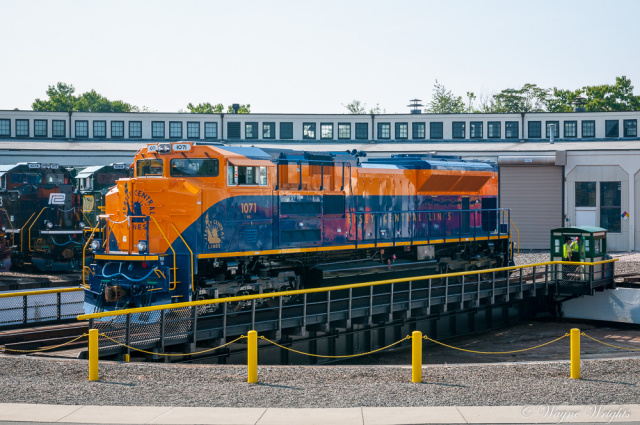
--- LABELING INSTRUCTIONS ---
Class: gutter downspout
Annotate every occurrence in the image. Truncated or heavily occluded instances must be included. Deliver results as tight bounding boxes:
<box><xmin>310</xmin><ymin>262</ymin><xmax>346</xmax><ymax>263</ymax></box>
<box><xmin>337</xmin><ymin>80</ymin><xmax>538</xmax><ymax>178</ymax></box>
<box><xmin>371</xmin><ymin>113</ymin><xmax>375</xmax><ymax>142</ymax></box>
<box><xmin>220</xmin><ymin>113</ymin><xmax>224</xmax><ymax>141</ymax></box>
<box><xmin>520</xmin><ymin>112</ymin><xmax>525</xmax><ymax>141</ymax></box>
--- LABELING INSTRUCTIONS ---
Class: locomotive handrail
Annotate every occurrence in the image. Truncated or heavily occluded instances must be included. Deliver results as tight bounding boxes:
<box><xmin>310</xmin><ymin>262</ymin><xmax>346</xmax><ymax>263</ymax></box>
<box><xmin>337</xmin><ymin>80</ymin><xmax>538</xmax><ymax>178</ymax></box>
<box><xmin>0</xmin><ymin>208</ymin><xmax>15</xmax><ymax>248</ymax></box>
<box><xmin>19</xmin><ymin>212</ymin><xmax>36</xmax><ymax>255</ymax></box>
<box><xmin>27</xmin><ymin>207</ymin><xmax>48</xmax><ymax>253</ymax></box>
<box><xmin>77</xmin><ymin>258</ymin><xmax>618</xmax><ymax>321</ymax></box>
<box><xmin>82</xmin><ymin>224</ymin><xmax>101</xmax><ymax>287</ymax></box>
<box><xmin>502</xmin><ymin>209</ymin><xmax>519</xmax><ymax>256</ymax></box>
<box><xmin>170</xmin><ymin>222</ymin><xmax>194</xmax><ymax>291</ymax></box>
<box><xmin>148</xmin><ymin>216</ymin><xmax>178</xmax><ymax>289</ymax></box>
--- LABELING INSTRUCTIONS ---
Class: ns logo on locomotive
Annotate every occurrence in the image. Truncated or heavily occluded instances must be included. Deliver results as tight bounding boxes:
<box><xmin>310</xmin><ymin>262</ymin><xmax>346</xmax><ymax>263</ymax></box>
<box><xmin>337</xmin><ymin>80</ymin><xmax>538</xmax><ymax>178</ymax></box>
<box><xmin>83</xmin><ymin>141</ymin><xmax>514</xmax><ymax>314</ymax></box>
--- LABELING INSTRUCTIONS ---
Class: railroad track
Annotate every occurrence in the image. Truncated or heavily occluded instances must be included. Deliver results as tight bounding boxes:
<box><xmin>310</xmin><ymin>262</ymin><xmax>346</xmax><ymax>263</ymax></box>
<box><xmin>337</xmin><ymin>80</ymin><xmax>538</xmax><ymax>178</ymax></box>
<box><xmin>0</xmin><ymin>322</ymin><xmax>88</xmax><ymax>355</ymax></box>
<box><xmin>0</xmin><ymin>272</ymin><xmax>81</xmax><ymax>292</ymax></box>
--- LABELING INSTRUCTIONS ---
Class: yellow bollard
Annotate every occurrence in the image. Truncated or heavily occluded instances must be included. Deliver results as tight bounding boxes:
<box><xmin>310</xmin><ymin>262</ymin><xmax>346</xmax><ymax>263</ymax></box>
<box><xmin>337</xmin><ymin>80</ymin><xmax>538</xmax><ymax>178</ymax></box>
<box><xmin>570</xmin><ymin>328</ymin><xmax>580</xmax><ymax>379</ymax></box>
<box><xmin>88</xmin><ymin>329</ymin><xmax>99</xmax><ymax>381</ymax></box>
<box><xmin>412</xmin><ymin>330</ymin><xmax>422</xmax><ymax>383</ymax></box>
<box><xmin>247</xmin><ymin>330</ymin><xmax>258</xmax><ymax>383</ymax></box>
<box><xmin>124</xmin><ymin>354</ymin><xmax>130</xmax><ymax>362</ymax></box>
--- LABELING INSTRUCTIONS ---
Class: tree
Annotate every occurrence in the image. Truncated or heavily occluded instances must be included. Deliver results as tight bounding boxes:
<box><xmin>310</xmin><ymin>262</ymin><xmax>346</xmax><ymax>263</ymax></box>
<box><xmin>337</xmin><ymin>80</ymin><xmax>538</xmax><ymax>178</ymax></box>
<box><xmin>583</xmin><ymin>76</ymin><xmax>640</xmax><ymax>112</ymax></box>
<box><xmin>490</xmin><ymin>83</ymin><xmax>548</xmax><ymax>113</ymax></box>
<box><xmin>342</xmin><ymin>100</ymin><xmax>367</xmax><ymax>114</ymax></box>
<box><xmin>31</xmin><ymin>82</ymin><xmax>137</xmax><ymax>112</ymax></box>
<box><xmin>186</xmin><ymin>102</ymin><xmax>251</xmax><ymax>113</ymax></box>
<box><xmin>226</xmin><ymin>104</ymin><xmax>251</xmax><ymax>114</ymax></box>
<box><xmin>186</xmin><ymin>102</ymin><xmax>224</xmax><ymax>113</ymax></box>
<box><xmin>342</xmin><ymin>100</ymin><xmax>385</xmax><ymax>114</ymax></box>
<box><xmin>546</xmin><ymin>88</ymin><xmax>584</xmax><ymax>112</ymax></box>
<box><xmin>424</xmin><ymin>81</ymin><xmax>466</xmax><ymax>114</ymax></box>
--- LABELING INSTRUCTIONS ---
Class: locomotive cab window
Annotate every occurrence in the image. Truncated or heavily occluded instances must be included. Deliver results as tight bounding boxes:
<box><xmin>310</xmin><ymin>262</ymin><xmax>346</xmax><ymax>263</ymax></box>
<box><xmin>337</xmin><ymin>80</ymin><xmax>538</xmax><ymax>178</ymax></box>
<box><xmin>11</xmin><ymin>173</ymin><xmax>42</xmax><ymax>185</ymax></box>
<box><xmin>227</xmin><ymin>163</ymin><xmax>267</xmax><ymax>186</ymax></box>
<box><xmin>81</xmin><ymin>177</ymin><xmax>93</xmax><ymax>190</ymax></box>
<box><xmin>96</xmin><ymin>173</ymin><xmax>121</xmax><ymax>186</ymax></box>
<box><xmin>170</xmin><ymin>158</ymin><xmax>219</xmax><ymax>177</ymax></box>
<box><xmin>45</xmin><ymin>173</ymin><xmax>66</xmax><ymax>184</ymax></box>
<box><xmin>137</xmin><ymin>159</ymin><xmax>164</xmax><ymax>177</ymax></box>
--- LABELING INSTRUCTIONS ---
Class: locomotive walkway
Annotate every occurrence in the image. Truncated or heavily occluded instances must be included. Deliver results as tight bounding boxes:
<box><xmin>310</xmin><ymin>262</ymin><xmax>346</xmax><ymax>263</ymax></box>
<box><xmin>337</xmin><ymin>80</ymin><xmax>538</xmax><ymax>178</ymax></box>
<box><xmin>2</xmin><ymin>403</ymin><xmax>640</xmax><ymax>424</ymax></box>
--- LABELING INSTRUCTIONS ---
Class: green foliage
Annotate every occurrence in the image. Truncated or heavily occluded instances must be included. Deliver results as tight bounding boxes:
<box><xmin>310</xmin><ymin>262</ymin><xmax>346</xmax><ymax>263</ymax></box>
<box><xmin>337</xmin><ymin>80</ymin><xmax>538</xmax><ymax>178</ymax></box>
<box><xmin>186</xmin><ymin>102</ymin><xmax>224</xmax><ymax>113</ymax></box>
<box><xmin>583</xmin><ymin>76</ymin><xmax>640</xmax><ymax>112</ymax></box>
<box><xmin>342</xmin><ymin>100</ymin><xmax>367</xmax><ymax>114</ymax></box>
<box><xmin>490</xmin><ymin>83</ymin><xmax>548</xmax><ymax>113</ymax></box>
<box><xmin>186</xmin><ymin>102</ymin><xmax>251</xmax><ymax>114</ymax></box>
<box><xmin>342</xmin><ymin>100</ymin><xmax>385</xmax><ymax>114</ymax></box>
<box><xmin>425</xmin><ymin>81</ymin><xmax>466</xmax><ymax>114</ymax></box>
<box><xmin>227</xmin><ymin>104</ymin><xmax>251</xmax><ymax>114</ymax></box>
<box><xmin>546</xmin><ymin>88</ymin><xmax>584</xmax><ymax>112</ymax></box>
<box><xmin>31</xmin><ymin>82</ymin><xmax>137</xmax><ymax>112</ymax></box>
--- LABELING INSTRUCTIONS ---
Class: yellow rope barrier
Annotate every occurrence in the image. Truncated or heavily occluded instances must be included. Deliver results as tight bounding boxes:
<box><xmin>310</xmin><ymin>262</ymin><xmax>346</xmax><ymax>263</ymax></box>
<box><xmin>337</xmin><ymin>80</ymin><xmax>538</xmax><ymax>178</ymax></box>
<box><xmin>581</xmin><ymin>332</ymin><xmax>640</xmax><ymax>351</ymax></box>
<box><xmin>422</xmin><ymin>333</ymin><xmax>570</xmax><ymax>354</ymax></box>
<box><xmin>99</xmin><ymin>333</ymin><xmax>246</xmax><ymax>357</ymax></box>
<box><xmin>0</xmin><ymin>333</ymin><xmax>89</xmax><ymax>353</ymax></box>
<box><xmin>258</xmin><ymin>335</ymin><xmax>411</xmax><ymax>359</ymax></box>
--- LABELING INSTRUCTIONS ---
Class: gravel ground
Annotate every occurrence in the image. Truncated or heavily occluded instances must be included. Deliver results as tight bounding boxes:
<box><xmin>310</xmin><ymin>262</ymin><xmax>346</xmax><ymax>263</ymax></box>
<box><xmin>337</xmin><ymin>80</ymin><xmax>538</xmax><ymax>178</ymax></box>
<box><xmin>0</xmin><ymin>355</ymin><xmax>639</xmax><ymax>407</ymax></box>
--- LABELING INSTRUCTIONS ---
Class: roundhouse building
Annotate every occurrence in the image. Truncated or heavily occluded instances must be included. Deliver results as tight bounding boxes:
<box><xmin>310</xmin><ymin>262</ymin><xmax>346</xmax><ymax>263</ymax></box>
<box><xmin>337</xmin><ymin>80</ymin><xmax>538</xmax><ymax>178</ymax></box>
<box><xmin>1</xmin><ymin>109</ymin><xmax>639</xmax><ymax>251</ymax></box>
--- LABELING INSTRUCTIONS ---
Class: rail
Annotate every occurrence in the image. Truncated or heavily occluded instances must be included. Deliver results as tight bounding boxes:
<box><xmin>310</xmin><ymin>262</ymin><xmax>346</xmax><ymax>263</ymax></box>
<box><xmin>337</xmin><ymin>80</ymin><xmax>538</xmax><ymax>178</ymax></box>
<box><xmin>0</xmin><ymin>208</ymin><xmax>15</xmax><ymax>248</ymax></box>
<box><xmin>502</xmin><ymin>209</ymin><xmax>519</xmax><ymax>256</ymax></box>
<box><xmin>0</xmin><ymin>287</ymin><xmax>84</xmax><ymax>329</ymax></box>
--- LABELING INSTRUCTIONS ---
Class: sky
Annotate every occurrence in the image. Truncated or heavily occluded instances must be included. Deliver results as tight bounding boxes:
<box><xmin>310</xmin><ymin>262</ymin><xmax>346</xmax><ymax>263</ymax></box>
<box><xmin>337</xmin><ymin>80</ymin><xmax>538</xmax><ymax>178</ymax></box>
<box><xmin>1</xmin><ymin>0</ymin><xmax>639</xmax><ymax>114</ymax></box>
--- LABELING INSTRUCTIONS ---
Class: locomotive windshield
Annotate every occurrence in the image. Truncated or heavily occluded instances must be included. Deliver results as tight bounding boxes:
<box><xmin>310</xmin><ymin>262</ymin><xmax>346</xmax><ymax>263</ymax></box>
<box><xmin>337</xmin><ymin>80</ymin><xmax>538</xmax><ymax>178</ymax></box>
<box><xmin>170</xmin><ymin>158</ymin><xmax>219</xmax><ymax>177</ymax></box>
<box><xmin>137</xmin><ymin>159</ymin><xmax>163</xmax><ymax>177</ymax></box>
<box><xmin>96</xmin><ymin>173</ymin><xmax>122</xmax><ymax>186</ymax></box>
<box><xmin>227</xmin><ymin>163</ymin><xmax>268</xmax><ymax>186</ymax></box>
<box><xmin>45</xmin><ymin>172</ymin><xmax>65</xmax><ymax>184</ymax></box>
<box><xmin>10</xmin><ymin>173</ymin><xmax>42</xmax><ymax>185</ymax></box>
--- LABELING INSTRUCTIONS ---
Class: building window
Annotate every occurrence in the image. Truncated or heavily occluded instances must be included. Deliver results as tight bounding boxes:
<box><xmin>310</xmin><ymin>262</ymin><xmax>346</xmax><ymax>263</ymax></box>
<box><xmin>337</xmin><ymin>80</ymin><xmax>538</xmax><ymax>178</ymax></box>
<box><xmin>93</xmin><ymin>121</ymin><xmax>106</xmax><ymax>138</ymax></box>
<box><xmin>575</xmin><ymin>182</ymin><xmax>596</xmax><ymax>207</ymax></box>
<box><xmin>546</xmin><ymin>121</ymin><xmax>559</xmax><ymax>138</ymax></box>
<box><xmin>470</xmin><ymin>121</ymin><xmax>483</xmax><ymax>139</ymax></box>
<box><xmin>355</xmin><ymin>123</ymin><xmax>368</xmax><ymax>139</ymax></box>
<box><xmin>303</xmin><ymin>123</ymin><xmax>316</xmax><ymax>139</ymax></box>
<box><xmin>452</xmin><ymin>122</ymin><xmax>465</xmax><ymax>139</ymax></box>
<box><xmin>280</xmin><ymin>122</ymin><xmax>293</xmax><ymax>139</ymax></box>
<box><xmin>262</xmin><ymin>122</ymin><xmax>275</xmax><ymax>139</ymax></box>
<box><xmin>187</xmin><ymin>122</ymin><xmax>200</xmax><ymax>139</ymax></box>
<box><xmin>52</xmin><ymin>120</ymin><xmax>65</xmax><ymax>137</ymax></box>
<box><xmin>244</xmin><ymin>122</ymin><xmax>258</xmax><ymax>139</ymax></box>
<box><xmin>564</xmin><ymin>121</ymin><xmax>577</xmax><ymax>138</ymax></box>
<box><xmin>152</xmin><ymin>121</ymin><xmax>165</xmax><ymax>138</ymax></box>
<box><xmin>505</xmin><ymin>121</ymin><xmax>519</xmax><ymax>139</ymax></box>
<box><xmin>204</xmin><ymin>122</ymin><xmax>218</xmax><ymax>139</ymax></box>
<box><xmin>430</xmin><ymin>122</ymin><xmax>443</xmax><ymax>139</ymax></box>
<box><xmin>412</xmin><ymin>122</ymin><xmax>425</xmax><ymax>139</ymax></box>
<box><xmin>34</xmin><ymin>120</ymin><xmax>48</xmax><ymax>137</ymax></box>
<box><xmin>488</xmin><ymin>121</ymin><xmax>501</xmax><ymax>138</ymax></box>
<box><xmin>624</xmin><ymin>119</ymin><xmax>637</xmax><ymax>137</ymax></box>
<box><xmin>111</xmin><ymin>121</ymin><xmax>124</xmax><ymax>138</ymax></box>
<box><xmin>605</xmin><ymin>120</ymin><xmax>619</xmax><ymax>138</ymax></box>
<box><xmin>600</xmin><ymin>181</ymin><xmax>621</xmax><ymax>232</ymax></box>
<box><xmin>582</xmin><ymin>120</ymin><xmax>595</xmax><ymax>138</ymax></box>
<box><xmin>0</xmin><ymin>119</ymin><xmax>10</xmax><ymax>137</ymax></box>
<box><xmin>227</xmin><ymin>122</ymin><xmax>241</xmax><ymax>139</ymax></box>
<box><xmin>395</xmin><ymin>122</ymin><xmax>408</xmax><ymax>139</ymax></box>
<box><xmin>76</xmin><ymin>121</ymin><xmax>88</xmax><ymax>138</ymax></box>
<box><xmin>169</xmin><ymin>121</ymin><xmax>183</xmax><ymax>139</ymax></box>
<box><xmin>320</xmin><ymin>123</ymin><xmax>333</xmax><ymax>139</ymax></box>
<box><xmin>378</xmin><ymin>123</ymin><xmax>390</xmax><ymax>139</ymax></box>
<box><xmin>338</xmin><ymin>123</ymin><xmax>351</xmax><ymax>139</ymax></box>
<box><xmin>528</xmin><ymin>121</ymin><xmax>541</xmax><ymax>138</ymax></box>
<box><xmin>16</xmin><ymin>119</ymin><xmax>29</xmax><ymax>137</ymax></box>
<box><xmin>129</xmin><ymin>121</ymin><xmax>142</xmax><ymax>138</ymax></box>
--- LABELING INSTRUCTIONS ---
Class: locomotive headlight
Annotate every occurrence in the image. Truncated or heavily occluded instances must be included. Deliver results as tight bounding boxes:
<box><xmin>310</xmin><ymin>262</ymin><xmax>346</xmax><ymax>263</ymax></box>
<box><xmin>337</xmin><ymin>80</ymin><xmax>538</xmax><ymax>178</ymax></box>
<box><xmin>1</xmin><ymin>226</ymin><xmax>5</xmax><ymax>232</ymax></box>
<box><xmin>137</xmin><ymin>240</ymin><xmax>148</xmax><ymax>254</ymax></box>
<box><xmin>90</xmin><ymin>240</ymin><xmax>101</xmax><ymax>250</ymax></box>
<box><xmin>79</xmin><ymin>222</ymin><xmax>85</xmax><ymax>229</ymax></box>
<box><xmin>46</xmin><ymin>221</ymin><xmax>54</xmax><ymax>229</ymax></box>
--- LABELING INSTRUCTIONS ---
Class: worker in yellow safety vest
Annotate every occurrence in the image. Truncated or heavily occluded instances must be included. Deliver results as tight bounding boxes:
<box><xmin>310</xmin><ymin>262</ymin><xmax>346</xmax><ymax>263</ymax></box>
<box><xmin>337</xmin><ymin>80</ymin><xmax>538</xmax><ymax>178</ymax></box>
<box><xmin>563</xmin><ymin>237</ymin><xmax>577</xmax><ymax>260</ymax></box>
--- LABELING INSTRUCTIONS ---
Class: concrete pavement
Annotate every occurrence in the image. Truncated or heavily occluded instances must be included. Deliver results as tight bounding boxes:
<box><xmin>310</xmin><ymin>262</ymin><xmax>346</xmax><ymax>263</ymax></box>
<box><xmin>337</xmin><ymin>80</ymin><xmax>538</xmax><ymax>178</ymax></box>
<box><xmin>1</xmin><ymin>403</ymin><xmax>640</xmax><ymax>424</ymax></box>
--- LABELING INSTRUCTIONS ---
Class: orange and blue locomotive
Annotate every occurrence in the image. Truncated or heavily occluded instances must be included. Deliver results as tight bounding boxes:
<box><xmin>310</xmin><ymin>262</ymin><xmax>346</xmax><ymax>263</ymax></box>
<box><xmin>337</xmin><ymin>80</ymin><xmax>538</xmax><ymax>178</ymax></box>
<box><xmin>83</xmin><ymin>141</ymin><xmax>513</xmax><ymax>313</ymax></box>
